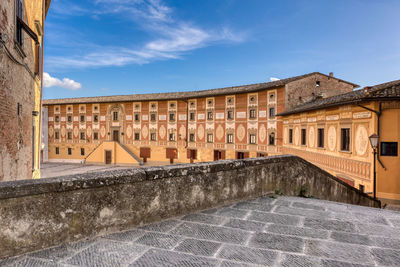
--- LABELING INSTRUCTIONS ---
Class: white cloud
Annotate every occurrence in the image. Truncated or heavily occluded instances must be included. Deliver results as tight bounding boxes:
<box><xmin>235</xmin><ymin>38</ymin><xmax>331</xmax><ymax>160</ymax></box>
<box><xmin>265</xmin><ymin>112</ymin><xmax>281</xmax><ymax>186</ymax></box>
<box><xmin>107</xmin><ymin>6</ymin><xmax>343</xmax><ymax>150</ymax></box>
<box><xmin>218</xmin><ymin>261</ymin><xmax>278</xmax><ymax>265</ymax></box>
<box><xmin>43</xmin><ymin>72</ymin><xmax>82</xmax><ymax>90</ymax></box>
<box><xmin>46</xmin><ymin>0</ymin><xmax>246</xmax><ymax>70</ymax></box>
<box><xmin>270</xmin><ymin>77</ymin><xmax>280</xmax><ymax>81</ymax></box>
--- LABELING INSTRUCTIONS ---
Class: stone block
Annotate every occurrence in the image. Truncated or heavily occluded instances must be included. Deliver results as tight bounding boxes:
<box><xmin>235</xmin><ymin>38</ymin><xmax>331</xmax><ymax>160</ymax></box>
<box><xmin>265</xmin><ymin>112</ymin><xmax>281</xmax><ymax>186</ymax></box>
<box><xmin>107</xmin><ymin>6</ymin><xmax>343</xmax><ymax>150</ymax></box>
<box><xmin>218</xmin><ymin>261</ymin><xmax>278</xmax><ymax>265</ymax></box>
<box><xmin>280</xmin><ymin>254</ymin><xmax>321</xmax><ymax>267</ymax></box>
<box><xmin>249</xmin><ymin>232</ymin><xmax>304</xmax><ymax>252</ymax></box>
<box><xmin>139</xmin><ymin>219</ymin><xmax>181</xmax><ymax>233</ymax></box>
<box><xmin>266</xmin><ymin>224</ymin><xmax>328</xmax><ymax>239</ymax></box>
<box><xmin>304</xmin><ymin>218</ymin><xmax>356</xmax><ymax>232</ymax></box>
<box><xmin>174</xmin><ymin>238</ymin><xmax>221</xmax><ymax>256</ymax></box>
<box><xmin>291</xmin><ymin>201</ymin><xmax>326</xmax><ymax>211</ymax></box>
<box><xmin>249</xmin><ymin>211</ymin><xmax>300</xmax><ymax>226</ymax></box>
<box><xmin>330</xmin><ymin>231</ymin><xmax>371</xmax><ymax>245</ymax></box>
<box><xmin>217</xmin><ymin>244</ymin><xmax>277</xmax><ymax>266</ymax></box>
<box><xmin>232</xmin><ymin>202</ymin><xmax>273</xmax><ymax>212</ymax></box>
<box><xmin>130</xmin><ymin>249</ymin><xmax>218</xmax><ymax>267</ymax></box>
<box><xmin>170</xmin><ymin>222</ymin><xmax>249</xmax><ymax>244</ymax></box>
<box><xmin>305</xmin><ymin>240</ymin><xmax>374</xmax><ymax>264</ymax></box>
<box><xmin>372</xmin><ymin>236</ymin><xmax>400</xmax><ymax>250</ymax></box>
<box><xmin>371</xmin><ymin>247</ymin><xmax>400</xmax><ymax>266</ymax></box>
<box><xmin>181</xmin><ymin>213</ymin><xmax>225</xmax><ymax>225</ymax></box>
<box><xmin>223</xmin><ymin>218</ymin><xmax>266</xmax><ymax>232</ymax></box>
<box><xmin>103</xmin><ymin>229</ymin><xmax>145</xmax><ymax>242</ymax></box>
<box><xmin>135</xmin><ymin>232</ymin><xmax>182</xmax><ymax>249</ymax></box>
<box><xmin>322</xmin><ymin>259</ymin><xmax>374</xmax><ymax>267</ymax></box>
<box><xmin>214</xmin><ymin>207</ymin><xmax>249</xmax><ymax>219</ymax></box>
<box><xmin>275</xmin><ymin>205</ymin><xmax>332</xmax><ymax>219</ymax></box>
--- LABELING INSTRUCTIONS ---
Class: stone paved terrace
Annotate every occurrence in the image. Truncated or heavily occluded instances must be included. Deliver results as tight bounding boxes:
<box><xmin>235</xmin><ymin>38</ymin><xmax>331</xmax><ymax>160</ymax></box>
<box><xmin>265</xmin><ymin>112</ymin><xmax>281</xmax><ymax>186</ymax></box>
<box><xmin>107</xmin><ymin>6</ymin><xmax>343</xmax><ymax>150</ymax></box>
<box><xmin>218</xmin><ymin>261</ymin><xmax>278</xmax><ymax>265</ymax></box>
<box><xmin>1</xmin><ymin>196</ymin><xmax>400</xmax><ymax>267</ymax></box>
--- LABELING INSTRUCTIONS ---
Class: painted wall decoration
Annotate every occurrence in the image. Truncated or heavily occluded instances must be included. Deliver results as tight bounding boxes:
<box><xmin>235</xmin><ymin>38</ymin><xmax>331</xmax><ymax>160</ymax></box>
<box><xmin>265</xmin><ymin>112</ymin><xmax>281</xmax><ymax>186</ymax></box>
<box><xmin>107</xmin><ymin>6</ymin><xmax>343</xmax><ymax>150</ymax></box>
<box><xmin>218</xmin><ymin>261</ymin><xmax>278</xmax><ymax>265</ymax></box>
<box><xmin>197</xmin><ymin>124</ymin><xmax>205</xmax><ymax>140</ymax></box>
<box><xmin>216</xmin><ymin>124</ymin><xmax>224</xmax><ymax>141</ymax></box>
<box><xmin>283</xmin><ymin>127</ymin><xmax>287</xmax><ymax>145</ymax></box>
<box><xmin>61</xmin><ymin>126</ymin><xmax>66</xmax><ymax>137</ymax></box>
<box><xmin>87</xmin><ymin>126</ymin><xmax>92</xmax><ymax>138</ymax></box>
<box><xmin>328</xmin><ymin>125</ymin><xmax>337</xmax><ymax>151</ymax></box>
<box><xmin>294</xmin><ymin>127</ymin><xmax>299</xmax><ymax>146</ymax></box>
<box><xmin>126</xmin><ymin>125</ymin><xmax>132</xmax><ymax>139</ymax></box>
<box><xmin>355</xmin><ymin>125</ymin><xmax>369</xmax><ymax>156</ymax></box>
<box><xmin>48</xmin><ymin>126</ymin><xmax>54</xmax><ymax>137</ymax></box>
<box><xmin>237</xmin><ymin>124</ymin><xmax>246</xmax><ymax>141</ymax></box>
<box><xmin>100</xmin><ymin>126</ymin><xmax>106</xmax><ymax>138</ymax></box>
<box><xmin>159</xmin><ymin>125</ymin><xmax>166</xmax><ymax>139</ymax></box>
<box><xmin>142</xmin><ymin>125</ymin><xmax>148</xmax><ymax>139</ymax></box>
<box><xmin>179</xmin><ymin>125</ymin><xmax>186</xmax><ymax>139</ymax></box>
<box><xmin>309</xmin><ymin>126</ymin><xmax>315</xmax><ymax>148</ymax></box>
<box><xmin>259</xmin><ymin>124</ymin><xmax>267</xmax><ymax>142</ymax></box>
<box><xmin>73</xmin><ymin>126</ymin><xmax>79</xmax><ymax>138</ymax></box>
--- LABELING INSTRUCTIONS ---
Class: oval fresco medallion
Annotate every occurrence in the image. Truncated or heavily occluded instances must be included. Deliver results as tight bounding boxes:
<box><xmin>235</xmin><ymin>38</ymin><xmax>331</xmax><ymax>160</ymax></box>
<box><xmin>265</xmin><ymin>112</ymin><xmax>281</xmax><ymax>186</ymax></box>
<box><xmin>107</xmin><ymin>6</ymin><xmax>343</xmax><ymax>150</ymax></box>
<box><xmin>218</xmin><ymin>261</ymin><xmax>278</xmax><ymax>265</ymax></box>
<box><xmin>259</xmin><ymin>124</ymin><xmax>267</xmax><ymax>143</ymax></box>
<box><xmin>309</xmin><ymin>126</ymin><xmax>315</xmax><ymax>148</ymax></box>
<box><xmin>126</xmin><ymin>125</ymin><xmax>132</xmax><ymax>139</ymax></box>
<box><xmin>197</xmin><ymin>124</ymin><xmax>205</xmax><ymax>140</ymax></box>
<box><xmin>216</xmin><ymin>125</ymin><xmax>224</xmax><ymax>141</ymax></box>
<box><xmin>328</xmin><ymin>125</ymin><xmax>337</xmax><ymax>151</ymax></box>
<box><xmin>236</xmin><ymin>124</ymin><xmax>245</xmax><ymax>141</ymax></box>
<box><xmin>355</xmin><ymin>125</ymin><xmax>368</xmax><ymax>156</ymax></box>
<box><xmin>159</xmin><ymin>125</ymin><xmax>166</xmax><ymax>139</ymax></box>
<box><xmin>142</xmin><ymin>124</ymin><xmax>149</xmax><ymax>139</ymax></box>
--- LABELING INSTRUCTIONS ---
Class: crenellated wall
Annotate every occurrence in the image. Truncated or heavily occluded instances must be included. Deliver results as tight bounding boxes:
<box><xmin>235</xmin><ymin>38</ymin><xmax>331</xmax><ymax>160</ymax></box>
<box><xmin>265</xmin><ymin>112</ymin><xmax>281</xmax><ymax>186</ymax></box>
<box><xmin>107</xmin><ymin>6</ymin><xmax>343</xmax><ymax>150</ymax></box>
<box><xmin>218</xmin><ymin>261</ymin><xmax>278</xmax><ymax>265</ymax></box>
<box><xmin>0</xmin><ymin>155</ymin><xmax>379</xmax><ymax>259</ymax></box>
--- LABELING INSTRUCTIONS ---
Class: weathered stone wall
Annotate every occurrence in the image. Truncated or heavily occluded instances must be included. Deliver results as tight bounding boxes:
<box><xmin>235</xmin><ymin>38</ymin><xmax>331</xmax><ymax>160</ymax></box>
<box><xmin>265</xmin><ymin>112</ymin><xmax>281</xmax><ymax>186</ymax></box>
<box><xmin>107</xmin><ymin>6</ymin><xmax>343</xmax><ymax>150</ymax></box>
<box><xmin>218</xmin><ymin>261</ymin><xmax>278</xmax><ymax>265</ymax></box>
<box><xmin>0</xmin><ymin>155</ymin><xmax>380</xmax><ymax>259</ymax></box>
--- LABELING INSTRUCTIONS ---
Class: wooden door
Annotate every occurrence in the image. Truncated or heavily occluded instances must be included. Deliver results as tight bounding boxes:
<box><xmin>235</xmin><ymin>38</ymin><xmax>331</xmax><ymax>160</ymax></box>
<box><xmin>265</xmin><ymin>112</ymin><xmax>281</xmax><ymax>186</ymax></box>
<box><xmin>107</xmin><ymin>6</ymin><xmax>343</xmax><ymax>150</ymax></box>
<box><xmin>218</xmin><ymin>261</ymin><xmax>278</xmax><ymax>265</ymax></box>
<box><xmin>113</xmin><ymin>130</ymin><xmax>119</xmax><ymax>142</ymax></box>
<box><xmin>105</xmin><ymin>150</ymin><xmax>112</xmax><ymax>164</ymax></box>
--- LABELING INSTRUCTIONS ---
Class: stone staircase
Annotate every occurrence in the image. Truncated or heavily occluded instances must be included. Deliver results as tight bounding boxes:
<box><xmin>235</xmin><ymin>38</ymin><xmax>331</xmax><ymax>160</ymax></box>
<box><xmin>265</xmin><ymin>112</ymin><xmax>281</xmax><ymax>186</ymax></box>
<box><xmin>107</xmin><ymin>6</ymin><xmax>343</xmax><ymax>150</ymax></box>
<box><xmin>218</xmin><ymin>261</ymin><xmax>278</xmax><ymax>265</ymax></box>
<box><xmin>84</xmin><ymin>141</ymin><xmax>142</xmax><ymax>165</ymax></box>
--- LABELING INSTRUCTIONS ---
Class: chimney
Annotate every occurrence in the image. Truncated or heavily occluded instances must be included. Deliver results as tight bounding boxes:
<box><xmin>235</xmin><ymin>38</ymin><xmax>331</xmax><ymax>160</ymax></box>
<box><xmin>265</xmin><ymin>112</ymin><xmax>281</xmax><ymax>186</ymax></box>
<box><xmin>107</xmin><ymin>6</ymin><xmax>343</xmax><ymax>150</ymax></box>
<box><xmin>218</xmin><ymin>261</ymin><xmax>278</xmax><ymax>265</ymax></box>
<box><xmin>329</xmin><ymin>72</ymin><xmax>334</xmax><ymax>77</ymax></box>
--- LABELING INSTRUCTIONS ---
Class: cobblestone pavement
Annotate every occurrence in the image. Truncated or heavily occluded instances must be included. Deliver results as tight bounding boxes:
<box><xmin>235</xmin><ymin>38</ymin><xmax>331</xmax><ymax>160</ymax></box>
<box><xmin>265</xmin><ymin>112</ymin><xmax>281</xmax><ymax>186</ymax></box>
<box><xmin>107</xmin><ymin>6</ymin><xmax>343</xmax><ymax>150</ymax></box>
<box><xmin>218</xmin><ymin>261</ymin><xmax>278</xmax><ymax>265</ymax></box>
<box><xmin>2</xmin><ymin>196</ymin><xmax>400</xmax><ymax>266</ymax></box>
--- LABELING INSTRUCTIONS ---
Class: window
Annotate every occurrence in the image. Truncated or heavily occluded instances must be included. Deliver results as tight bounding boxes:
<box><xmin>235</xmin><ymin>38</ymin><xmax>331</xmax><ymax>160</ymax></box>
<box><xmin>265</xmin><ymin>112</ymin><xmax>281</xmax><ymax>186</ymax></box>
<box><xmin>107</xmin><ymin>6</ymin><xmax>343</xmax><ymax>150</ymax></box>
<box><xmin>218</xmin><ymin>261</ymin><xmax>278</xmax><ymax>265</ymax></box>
<box><xmin>227</xmin><ymin>133</ymin><xmax>234</xmax><ymax>144</ymax></box>
<box><xmin>67</xmin><ymin>132</ymin><xmax>72</xmax><ymax>140</ymax></box>
<box><xmin>67</xmin><ymin>115</ymin><xmax>72</xmax><ymax>123</ymax></box>
<box><xmin>190</xmin><ymin>101</ymin><xmax>195</xmax><ymax>108</ymax></box>
<box><xmin>170</xmin><ymin>103</ymin><xmax>175</xmax><ymax>108</ymax></box>
<box><xmin>93</xmin><ymin>132</ymin><xmax>99</xmax><ymax>140</ymax></box>
<box><xmin>288</xmin><ymin>129</ymin><xmax>293</xmax><ymax>144</ymax></box>
<box><xmin>381</xmin><ymin>142</ymin><xmax>398</xmax><ymax>156</ymax></box>
<box><xmin>150</xmin><ymin>113</ymin><xmax>156</xmax><ymax>122</ymax></box>
<box><xmin>189</xmin><ymin>133</ymin><xmax>195</xmax><ymax>142</ymax></box>
<box><xmin>318</xmin><ymin>128</ymin><xmax>324</xmax><ymax>148</ymax></box>
<box><xmin>250</xmin><ymin>134</ymin><xmax>257</xmax><ymax>144</ymax></box>
<box><xmin>17</xmin><ymin>103</ymin><xmax>22</xmax><ymax>117</ymax></box>
<box><xmin>55</xmin><ymin>147</ymin><xmax>59</xmax><ymax>155</ymax></box>
<box><xmin>134</xmin><ymin>113</ymin><xmax>140</xmax><ymax>122</ymax></box>
<box><xmin>250</xmin><ymin>96</ymin><xmax>256</xmax><ymax>103</ymax></box>
<box><xmin>55</xmin><ymin>131</ymin><xmax>59</xmax><ymax>140</ymax></box>
<box><xmin>207</xmin><ymin>112</ymin><xmax>213</xmax><ymax>120</ymax></box>
<box><xmin>169</xmin><ymin>133</ymin><xmax>175</xmax><ymax>141</ymax></box>
<box><xmin>150</xmin><ymin>133</ymin><xmax>157</xmax><ymax>141</ymax></box>
<box><xmin>55</xmin><ymin>115</ymin><xmax>59</xmax><ymax>122</ymax></box>
<box><xmin>80</xmin><ymin>115</ymin><xmax>85</xmax><ymax>122</ymax></box>
<box><xmin>80</xmin><ymin>132</ymin><xmax>85</xmax><ymax>140</ymax></box>
<box><xmin>207</xmin><ymin>100</ymin><xmax>213</xmax><ymax>106</ymax></box>
<box><xmin>301</xmin><ymin>129</ymin><xmax>306</xmax><ymax>146</ymax></box>
<box><xmin>269</xmin><ymin>133</ymin><xmax>275</xmax><ymax>145</ymax></box>
<box><xmin>207</xmin><ymin>133</ymin><xmax>213</xmax><ymax>143</ymax></box>
<box><xmin>269</xmin><ymin>94</ymin><xmax>275</xmax><ymax>102</ymax></box>
<box><xmin>94</xmin><ymin>105</ymin><xmax>98</xmax><ymax>111</ymax></box>
<box><xmin>113</xmin><ymin>111</ymin><xmax>118</xmax><ymax>121</ymax></box>
<box><xmin>16</xmin><ymin>0</ymin><xmax>23</xmax><ymax>46</ymax></box>
<box><xmin>134</xmin><ymin>133</ymin><xmax>140</xmax><ymax>141</ymax></box>
<box><xmin>249</xmin><ymin>109</ymin><xmax>257</xmax><ymax>119</ymax></box>
<box><xmin>68</xmin><ymin>148</ymin><xmax>72</xmax><ymax>155</ymax></box>
<box><xmin>340</xmin><ymin>128</ymin><xmax>350</xmax><ymax>151</ymax></box>
<box><xmin>93</xmin><ymin>115</ymin><xmax>98</xmax><ymax>122</ymax></box>
<box><xmin>269</xmin><ymin>107</ymin><xmax>275</xmax><ymax>117</ymax></box>
<box><xmin>227</xmin><ymin>110</ymin><xmax>234</xmax><ymax>120</ymax></box>
<box><xmin>151</xmin><ymin>103</ymin><xmax>156</xmax><ymax>109</ymax></box>
<box><xmin>227</xmin><ymin>97</ymin><xmax>233</xmax><ymax>104</ymax></box>
<box><xmin>190</xmin><ymin>112</ymin><xmax>195</xmax><ymax>121</ymax></box>
<box><xmin>80</xmin><ymin>148</ymin><xmax>85</xmax><ymax>156</ymax></box>
<box><xmin>80</xmin><ymin>106</ymin><xmax>85</xmax><ymax>112</ymax></box>
<box><xmin>67</xmin><ymin>106</ymin><xmax>71</xmax><ymax>112</ymax></box>
<box><xmin>135</xmin><ymin>104</ymin><xmax>140</xmax><ymax>110</ymax></box>
<box><xmin>169</xmin><ymin>113</ymin><xmax>175</xmax><ymax>122</ymax></box>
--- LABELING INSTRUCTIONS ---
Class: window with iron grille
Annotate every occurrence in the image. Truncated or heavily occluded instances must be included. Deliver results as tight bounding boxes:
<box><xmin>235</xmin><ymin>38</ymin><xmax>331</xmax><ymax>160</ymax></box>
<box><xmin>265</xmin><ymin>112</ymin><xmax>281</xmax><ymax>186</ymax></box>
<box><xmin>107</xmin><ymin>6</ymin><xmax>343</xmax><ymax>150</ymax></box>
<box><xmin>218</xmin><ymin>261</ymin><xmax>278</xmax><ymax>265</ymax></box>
<box><xmin>68</xmin><ymin>148</ymin><xmax>72</xmax><ymax>155</ymax></box>
<box><xmin>189</xmin><ymin>133</ymin><xmax>195</xmax><ymax>142</ymax></box>
<box><xmin>169</xmin><ymin>133</ymin><xmax>175</xmax><ymax>141</ymax></box>
<box><xmin>227</xmin><ymin>110</ymin><xmax>234</xmax><ymax>120</ymax></box>
<box><xmin>269</xmin><ymin>107</ymin><xmax>275</xmax><ymax>117</ymax></box>
<box><xmin>190</xmin><ymin>112</ymin><xmax>195</xmax><ymax>121</ymax></box>
<box><xmin>207</xmin><ymin>133</ymin><xmax>213</xmax><ymax>143</ymax></box>
<box><xmin>207</xmin><ymin>112</ymin><xmax>213</xmax><ymax>120</ymax></box>
<box><xmin>250</xmin><ymin>134</ymin><xmax>257</xmax><ymax>144</ymax></box>
<box><xmin>67</xmin><ymin>132</ymin><xmax>72</xmax><ymax>140</ymax></box>
<box><xmin>80</xmin><ymin>115</ymin><xmax>85</xmax><ymax>122</ymax></box>
<box><xmin>55</xmin><ymin>147</ymin><xmax>59</xmax><ymax>154</ymax></box>
<box><xmin>93</xmin><ymin>115</ymin><xmax>98</xmax><ymax>122</ymax></box>
<box><xmin>55</xmin><ymin>115</ymin><xmax>59</xmax><ymax>122</ymax></box>
<box><xmin>249</xmin><ymin>109</ymin><xmax>257</xmax><ymax>119</ymax></box>
<box><xmin>80</xmin><ymin>148</ymin><xmax>85</xmax><ymax>156</ymax></box>
<box><xmin>93</xmin><ymin>132</ymin><xmax>99</xmax><ymax>140</ymax></box>
<box><xmin>227</xmin><ymin>133</ymin><xmax>234</xmax><ymax>144</ymax></box>
<box><xmin>318</xmin><ymin>128</ymin><xmax>324</xmax><ymax>148</ymax></box>
<box><xmin>150</xmin><ymin>133</ymin><xmax>157</xmax><ymax>141</ymax></box>
<box><xmin>67</xmin><ymin>116</ymin><xmax>72</xmax><ymax>123</ymax></box>
<box><xmin>269</xmin><ymin>133</ymin><xmax>275</xmax><ymax>145</ymax></box>
<box><xmin>113</xmin><ymin>111</ymin><xmax>118</xmax><ymax>121</ymax></box>
<box><xmin>169</xmin><ymin>113</ymin><xmax>175</xmax><ymax>122</ymax></box>
<box><xmin>134</xmin><ymin>133</ymin><xmax>140</xmax><ymax>141</ymax></box>
<box><xmin>301</xmin><ymin>129</ymin><xmax>306</xmax><ymax>146</ymax></box>
<box><xmin>150</xmin><ymin>113</ymin><xmax>156</xmax><ymax>122</ymax></box>
<box><xmin>288</xmin><ymin>129</ymin><xmax>293</xmax><ymax>144</ymax></box>
<box><xmin>80</xmin><ymin>132</ymin><xmax>85</xmax><ymax>140</ymax></box>
<box><xmin>340</xmin><ymin>128</ymin><xmax>350</xmax><ymax>151</ymax></box>
<box><xmin>135</xmin><ymin>113</ymin><xmax>140</xmax><ymax>122</ymax></box>
<box><xmin>55</xmin><ymin>132</ymin><xmax>59</xmax><ymax>140</ymax></box>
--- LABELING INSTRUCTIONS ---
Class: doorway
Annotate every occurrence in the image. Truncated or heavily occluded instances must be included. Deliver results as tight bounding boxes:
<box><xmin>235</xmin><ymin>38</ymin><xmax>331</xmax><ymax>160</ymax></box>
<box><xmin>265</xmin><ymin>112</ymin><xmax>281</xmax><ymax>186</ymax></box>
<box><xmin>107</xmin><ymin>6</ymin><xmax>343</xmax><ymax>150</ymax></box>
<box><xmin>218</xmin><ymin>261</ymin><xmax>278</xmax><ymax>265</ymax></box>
<box><xmin>113</xmin><ymin>130</ymin><xmax>119</xmax><ymax>142</ymax></box>
<box><xmin>105</xmin><ymin>150</ymin><xmax>112</xmax><ymax>164</ymax></box>
<box><xmin>214</xmin><ymin>150</ymin><xmax>225</xmax><ymax>161</ymax></box>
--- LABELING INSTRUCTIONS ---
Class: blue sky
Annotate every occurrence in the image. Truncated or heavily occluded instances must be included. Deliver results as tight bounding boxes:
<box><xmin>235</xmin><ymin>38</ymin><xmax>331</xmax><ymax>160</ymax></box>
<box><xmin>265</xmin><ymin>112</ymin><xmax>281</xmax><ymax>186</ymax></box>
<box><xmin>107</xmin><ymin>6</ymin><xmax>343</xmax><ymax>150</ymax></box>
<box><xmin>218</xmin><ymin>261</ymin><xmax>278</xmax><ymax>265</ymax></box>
<box><xmin>43</xmin><ymin>0</ymin><xmax>400</xmax><ymax>99</ymax></box>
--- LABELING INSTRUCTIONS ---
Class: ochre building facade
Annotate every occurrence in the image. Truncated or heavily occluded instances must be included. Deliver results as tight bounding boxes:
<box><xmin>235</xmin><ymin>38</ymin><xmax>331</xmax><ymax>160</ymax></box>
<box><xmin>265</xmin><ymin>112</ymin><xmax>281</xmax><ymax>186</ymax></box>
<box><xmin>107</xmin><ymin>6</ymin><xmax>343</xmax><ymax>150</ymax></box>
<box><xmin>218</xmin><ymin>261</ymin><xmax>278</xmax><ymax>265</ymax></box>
<box><xmin>0</xmin><ymin>0</ymin><xmax>51</xmax><ymax>181</ymax></box>
<box><xmin>42</xmin><ymin>72</ymin><xmax>356</xmax><ymax>166</ymax></box>
<box><xmin>279</xmin><ymin>80</ymin><xmax>400</xmax><ymax>202</ymax></box>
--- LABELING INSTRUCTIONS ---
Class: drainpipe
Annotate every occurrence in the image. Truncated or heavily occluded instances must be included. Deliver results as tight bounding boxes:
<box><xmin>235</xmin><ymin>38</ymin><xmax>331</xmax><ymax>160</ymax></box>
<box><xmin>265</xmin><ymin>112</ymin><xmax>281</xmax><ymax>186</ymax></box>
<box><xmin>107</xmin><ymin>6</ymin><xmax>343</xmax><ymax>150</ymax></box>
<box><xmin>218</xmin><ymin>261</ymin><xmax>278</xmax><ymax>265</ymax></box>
<box><xmin>356</xmin><ymin>102</ymin><xmax>385</xmax><ymax>170</ymax></box>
